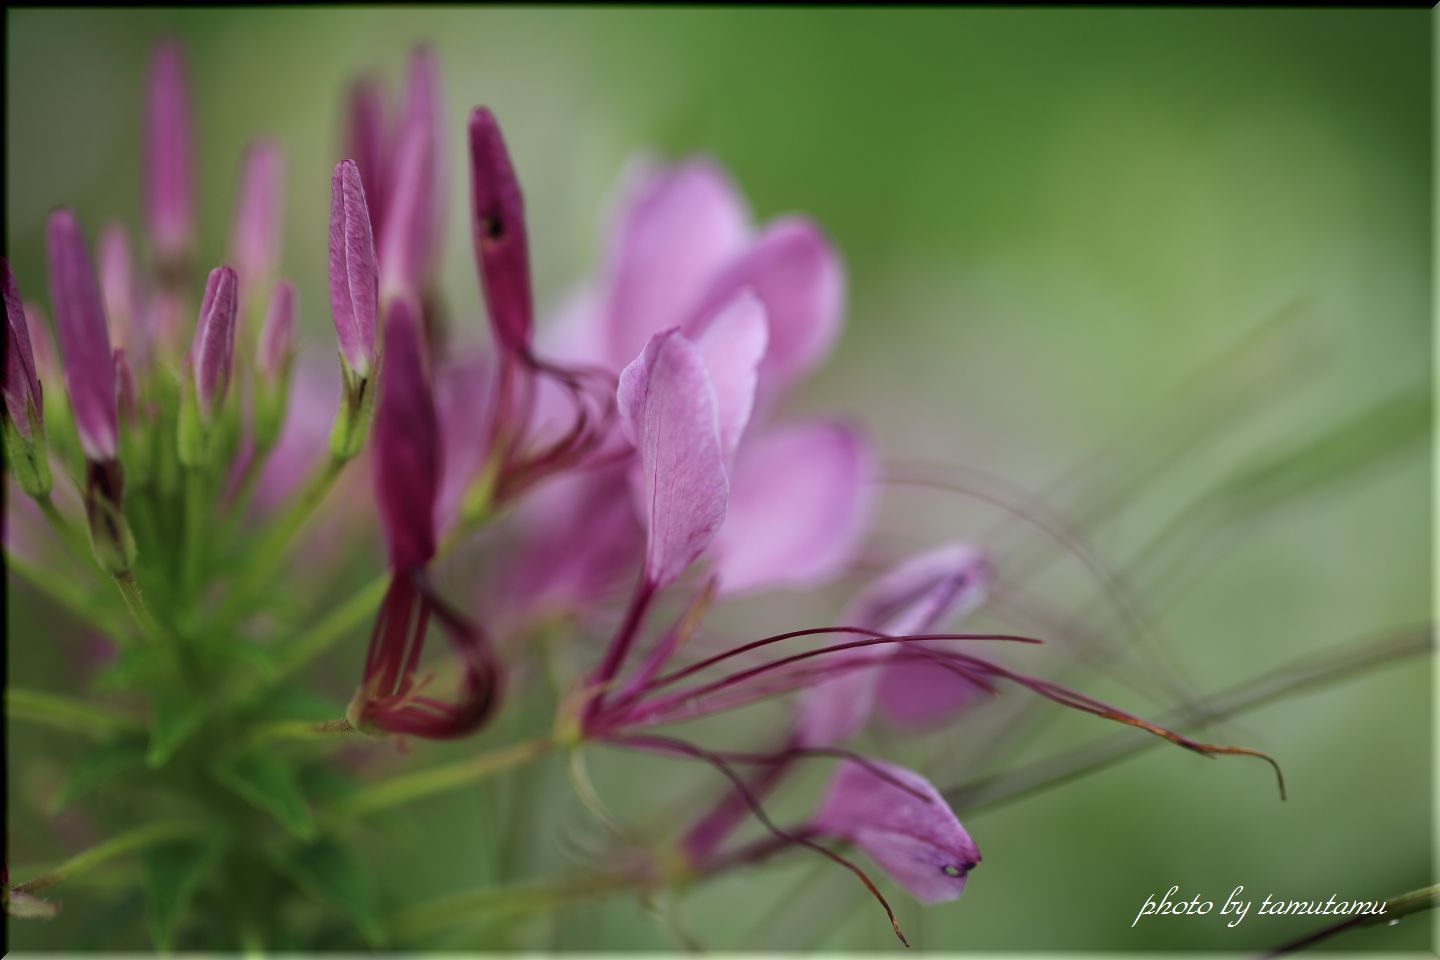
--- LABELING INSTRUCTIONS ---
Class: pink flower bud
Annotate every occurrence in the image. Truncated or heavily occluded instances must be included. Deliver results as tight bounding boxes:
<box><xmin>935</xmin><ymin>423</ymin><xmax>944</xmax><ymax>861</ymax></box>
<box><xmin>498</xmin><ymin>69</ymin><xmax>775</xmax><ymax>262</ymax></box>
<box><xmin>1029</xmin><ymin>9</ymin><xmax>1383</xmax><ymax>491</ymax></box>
<box><xmin>46</xmin><ymin>209</ymin><xmax>117</xmax><ymax>461</ymax></box>
<box><xmin>328</xmin><ymin>160</ymin><xmax>380</xmax><ymax>378</ymax></box>
<box><xmin>190</xmin><ymin>266</ymin><xmax>239</xmax><ymax>421</ymax></box>
<box><xmin>374</xmin><ymin>298</ymin><xmax>439</xmax><ymax>571</ymax></box>
<box><xmin>144</xmin><ymin>40</ymin><xmax>194</xmax><ymax>269</ymax></box>
<box><xmin>2</xmin><ymin>258</ymin><xmax>43</xmax><ymax>439</ymax></box>
<box><xmin>468</xmin><ymin>107</ymin><xmax>532</xmax><ymax>355</ymax></box>
<box><xmin>229</xmin><ymin>139</ymin><xmax>284</xmax><ymax>297</ymax></box>
<box><xmin>258</xmin><ymin>280</ymin><xmax>296</xmax><ymax>381</ymax></box>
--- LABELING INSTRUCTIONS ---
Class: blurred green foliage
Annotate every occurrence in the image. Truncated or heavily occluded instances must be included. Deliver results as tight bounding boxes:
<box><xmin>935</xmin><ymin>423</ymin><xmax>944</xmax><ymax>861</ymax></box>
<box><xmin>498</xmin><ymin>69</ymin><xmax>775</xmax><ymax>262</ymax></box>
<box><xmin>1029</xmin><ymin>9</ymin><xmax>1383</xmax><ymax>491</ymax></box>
<box><xmin>6</xmin><ymin>8</ymin><xmax>1431</xmax><ymax>952</ymax></box>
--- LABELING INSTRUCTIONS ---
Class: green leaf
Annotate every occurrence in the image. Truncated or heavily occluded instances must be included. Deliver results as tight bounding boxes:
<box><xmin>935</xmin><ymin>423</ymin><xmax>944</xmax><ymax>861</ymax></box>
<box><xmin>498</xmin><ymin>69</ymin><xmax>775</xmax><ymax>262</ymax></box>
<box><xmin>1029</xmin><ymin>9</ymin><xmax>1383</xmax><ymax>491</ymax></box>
<box><xmin>50</xmin><ymin>737</ymin><xmax>147</xmax><ymax>812</ymax></box>
<box><xmin>267</xmin><ymin>837</ymin><xmax>385</xmax><ymax>947</ymax></box>
<box><xmin>210</xmin><ymin>752</ymin><xmax>316</xmax><ymax>840</ymax></box>
<box><xmin>142</xmin><ymin>838</ymin><xmax>225</xmax><ymax>951</ymax></box>
<box><xmin>147</xmin><ymin>693</ymin><xmax>207</xmax><ymax>768</ymax></box>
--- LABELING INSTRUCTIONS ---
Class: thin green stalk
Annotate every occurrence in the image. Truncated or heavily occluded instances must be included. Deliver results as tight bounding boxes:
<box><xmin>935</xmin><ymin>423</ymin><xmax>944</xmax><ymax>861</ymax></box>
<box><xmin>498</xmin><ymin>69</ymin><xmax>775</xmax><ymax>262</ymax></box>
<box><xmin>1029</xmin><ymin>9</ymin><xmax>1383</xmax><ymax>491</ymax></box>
<box><xmin>182</xmin><ymin>465</ymin><xmax>209</xmax><ymax>597</ymax></box>
<box><xmin>272</xmin><ymin>572</ymin><xmax>390</xmax><ymax>683</ymax></box>
<box><xmin>35</xmin><ymin>493</ymin><xmax>95</xmax><ymax>570</ymax></box>
<box><xmin>337</xmin><ymin>737</ymin><xmax>554</xmax><ymax>820</ymax></box>
<box><xmin>12</xmin><ymin>820</ymin><xmax>206</xmax><ymax>894</ymax></box>
<box><xmin>391</xmin><ymin>872</ymin><xmax>629</xmax><ymax>938</ymax></box>
<box><xmin>218</xmin><ymin>455</ymin><xmax>346</xmax><ymax>623</ymax></box>
<box><xmin>5</xmin><ymin>688</ymin><xmax>145</xmax><ymax>738</ymax></box>
<box><xmin>112</xmin><ymin>569</ymin><xmax>164</xmax><ymax>646</ymax></box>
<box><xmin>6</xmin><ymin>551</ymin><xmax>123</xmax><ymax>635</ymax></box>
<box><xmin>246</xmin><ymin>717</ymin><xmax>355</xmax><ymax>748</ymax></box>
<box><xmin>1263</xmin><ymin>883</ymin><xmax>1438</xmax><ymax>957</ymax></box>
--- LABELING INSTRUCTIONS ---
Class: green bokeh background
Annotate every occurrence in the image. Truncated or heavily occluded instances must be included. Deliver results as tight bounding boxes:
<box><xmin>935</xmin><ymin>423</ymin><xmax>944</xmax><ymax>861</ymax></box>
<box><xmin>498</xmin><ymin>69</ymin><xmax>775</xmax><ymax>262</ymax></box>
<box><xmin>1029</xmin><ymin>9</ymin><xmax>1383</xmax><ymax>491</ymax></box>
<box><xmin>5</xmin><ymin>7</ymin><xmax>1432</xmax><ymax>953</ymax></box>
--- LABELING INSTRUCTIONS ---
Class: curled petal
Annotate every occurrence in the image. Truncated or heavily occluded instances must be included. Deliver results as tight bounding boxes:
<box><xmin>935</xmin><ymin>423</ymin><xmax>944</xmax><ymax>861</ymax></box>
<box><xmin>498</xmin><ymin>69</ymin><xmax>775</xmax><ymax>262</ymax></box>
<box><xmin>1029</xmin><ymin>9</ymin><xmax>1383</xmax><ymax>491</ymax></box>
<box><xmin>190</xmin><ymin>266</ymin><xmax>239</xmax><ymax>421</ymax></box>
<box><xmin>713</xmin><ymin>421</ymin><xmax>872</xmax><ymax>596</ymax></box>
<box><xmin>617</xmin><ymin>329</ymin><xmax>727</xmax><ymax>587</ymax></box>
<box><xmin>2</xmin><ymin>258</ymin><xmax>42</xmax><ymax>437</ymax></box>
<box><xmin>328</xmin><ymin>160</ymin><xmax>380</xmax><ymax>377</ymax></box>
<box><xmin>468</xmin><ymin>107</ymin><xmax>532</xmax><ymax>355</ymax></box>
<box><xmin>143</xmin><ymin>40</ymin><xmax>194</xmax><ymax>267</ymax></box>
<box><xmin>688</xmin><ymin>218</ymin><xmax>843</xmax><ymax>396</ymax></box>
<box><xmin>46</xmin><ymin>209</ymin><xmax>117</xmax><ymax>460</ymax></box>
<box><xmin>355</xmin><ymin>575</ymin><xmax>501</xmax><ymax>740</ymax></box>
<box><xmin>814</xmin><ymin>758</ymin><xmax>980</xmax><ymax>904</ymax></box>
<box><xmin>600</xmin><ymin>158</ymin><xmax>750</xmax><ymax>370</ymax></box>
<box><xmin>374</xmin><ymin>298</ymin><xmax>439</xmax><ymax>570</ymax></box>
<box><xmin>693</xmin><ymin>291</ymin><xmax>767</xmax><ymax>462</ymax></box>
<box><xmin>230</xmin><ymin>139</ymin><xmax>285</xmax><ymax>296</ymax></box>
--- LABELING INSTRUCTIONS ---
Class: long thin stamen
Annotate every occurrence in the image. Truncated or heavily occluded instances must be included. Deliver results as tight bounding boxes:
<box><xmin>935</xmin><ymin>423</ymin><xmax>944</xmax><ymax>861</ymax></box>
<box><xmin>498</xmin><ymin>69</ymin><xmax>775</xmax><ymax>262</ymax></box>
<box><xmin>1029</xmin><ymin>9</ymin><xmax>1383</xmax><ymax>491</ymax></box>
<box><xmin>610</xmin><ymin>734</ymin><xmax>911</xmax><ymax>948</ymax></box>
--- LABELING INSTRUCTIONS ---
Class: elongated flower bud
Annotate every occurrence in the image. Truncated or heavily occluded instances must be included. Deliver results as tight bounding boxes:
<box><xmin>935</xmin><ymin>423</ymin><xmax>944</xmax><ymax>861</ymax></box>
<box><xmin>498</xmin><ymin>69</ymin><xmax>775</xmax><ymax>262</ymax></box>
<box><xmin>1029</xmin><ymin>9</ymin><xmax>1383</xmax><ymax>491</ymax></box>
<box><xmin>374</xmin><ymin>298</ymin><xmax>439</xmax><ymax>571</ymax></box>
<box><xmin>468</xmin><ymin>107</ymin><xmax>532</xmax><ymax>355</ymax></box>
<box><xmin>114</xmin><ymin>348</ymin><xmax>138</xmax><ymax>425</ymax></box>
<box><xmin>402</xmin><ymin>46</ymin><xmax>446</xmax><ymax>283</ymax></box>
<box><xmin>98</xmin><ymin>223</ymin><xmax>146</xmax><ymax>368</ymax></box>
<box><xmin>378</xmin><ymin>116</ymin><xmax>434</xmax><ymax>305</ymax></box>
<box><xmin>144</xmin><ymin>40</ymin><xmax>194</xmax><ymax>271</ymax></box>
<box><xmin>345</xmin><ymin>75</ymin><xmax>390</xmax><ymax>239</ymax></box>
<box><xmin>190</xmin><ymin>266</ymin><xmax>239</xmax><ymax>422</ymax></box>
<box><xmin>2</xmin><ymin>258</ymin><xmax>43</xmax><ymax>440</ymax></box>
<box><xmin>254</xmin><ymin>280</ymin><xmax>296</xmax><ymax>448</ymax></box>
<box><xmin>46</xmin><ymin>209</ymin><xmax>118</xmax><ymax>461</ymax></box>
<box><xmin>230</xmin><ymin>139</ymin><xmax>284</xmax><ymax>299</ymax></box>
<box><xmin>328</xmin><ymin>160</ymin><xmax>379</xmax><ymax>379</ymax></box>
<box><xmin>3</xmin><ymin>258</ymin><xmax>51</xmax><ymax>498</ymax></box>
<box><xmin>258</xmin><ymin>280</ymin><xmax>295</xmax><ymax>382</ymax></box>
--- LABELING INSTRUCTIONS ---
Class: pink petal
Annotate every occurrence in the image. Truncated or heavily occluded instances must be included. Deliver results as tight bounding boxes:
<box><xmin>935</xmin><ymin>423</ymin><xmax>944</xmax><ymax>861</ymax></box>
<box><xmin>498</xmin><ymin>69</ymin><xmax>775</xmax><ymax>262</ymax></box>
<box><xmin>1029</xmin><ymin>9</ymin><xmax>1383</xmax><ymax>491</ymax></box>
<box><xmin>600</xmin><ymin>159</ymin><xmax>750</xmax><ymax>370</ymax></box>
<box><xmin>711</xmin><ymin>420</ymin><xmax>871</xmax><ymax>595</ymax></box>
<box><xmin>687</xmin><ymin>218</ymin><xmax>844</xmax><ymax>396</ymax></box>
<box><xmin>433</xmin><ymin>350</ymin><xmax>491</xmax><ymax>538</ymax></box>
<box><xmin>814</xmin><ymin>759</ymin><xmax>980</xmax><ymax>904</ymax></box>
<box><xmin>693</xmin><ymin>291</ymin><xmax>767</xmax><ymax>462</ymax></box>
<box><xmin>617</xmin><ymin>328</ymin><xmax>727</xmax><ymax>588</ymax></box>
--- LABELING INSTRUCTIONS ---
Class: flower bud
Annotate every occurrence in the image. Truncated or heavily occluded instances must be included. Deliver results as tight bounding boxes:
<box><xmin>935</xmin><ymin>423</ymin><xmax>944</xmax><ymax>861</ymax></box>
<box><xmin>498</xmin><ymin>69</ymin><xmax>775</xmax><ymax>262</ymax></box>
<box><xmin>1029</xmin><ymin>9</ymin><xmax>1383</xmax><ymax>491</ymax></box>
<box><xmin>99</xmin><ymin>223</ymin><xmax>147</xmax><ymax>369</ymax></box>
<box><xmin>328</xmin><ymin>160</ymin><xmax>379</xmax><ymax>379</ymax></box>
<box><xmin>468</xmin><ymin>107</ymin><xmax>532</xmax><ymax>356</ymax></box>
<box><xmin>144</xmin><ymin>40</ymin><xmax>194</xmax><ymax>273</ymax></box>
<box><xmin>190</xmin><ymin>266</ymin><xmax>240</xmax><ymax>422</ymax></box>
<box><xmin>374</xmin><ymin>298</ymin><xmax>438</xmax><ymax>571</ymax></box>
<box><xmin>229</xmin><ymin>139</ymin><xmax>284</xmax><ymax>301</ymax></box>
<box><xmin>46</xmin><ymin>209</ymin><xmax>118</xmax><ymax>462</ymax></box>
<box><xmin>345</xmin><ymin>75</ymin><xmax>390</xmax><ymax>239</ymax></box>
<box><xmin>2</xmin><ymin>258</ymin><xmax>51</xmax><ymax>498</ymax></box>
<box><xmin>254</xmin><ymin>280</ymin><xmax>296</xmax><ymax>448</ymax></box>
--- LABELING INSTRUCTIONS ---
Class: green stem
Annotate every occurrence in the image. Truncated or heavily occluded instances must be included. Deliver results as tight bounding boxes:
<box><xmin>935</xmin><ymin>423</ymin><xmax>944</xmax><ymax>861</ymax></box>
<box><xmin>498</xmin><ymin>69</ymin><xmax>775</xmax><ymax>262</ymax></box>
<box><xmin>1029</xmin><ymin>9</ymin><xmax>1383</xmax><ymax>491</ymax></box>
<box><xmin>112</xmin><ymin>569</ymin><xmax>164</xmax><ymax>646</ymax></box>
<box><xmin>6</xmin><ymin>551</ymin><xmax>123</xmax><ymax>635</ymax></box>
<box><xmin>391</xmin><ymin>872</ymin><xmax>628</xmax><ymax>938</ymax></box>
<box><xmin>246</xmin><ymin>717</ymin><xmax>355</xmax><ymax>748</ymax></box>
<box><xmin>218</xmin><ymin>455</ymin><xmax>346</xmax><ymax>624</ymax></box>
<box><xmin>35</xmin><ymin>493</ymin><xmax>95</xmax><ymax>570</ymax></box>
<box><xmin>1264</xmin><ymin>883</ymin><xmax>1439</xmax><ymax>956</ymax></box>
<box><xmin>272</xmin><ymin>572</ymin><xmax>390</xmax><ymax>683</ymax></box>
<box><xmin>337</xmin><ymin>737</ymin><xmax>553</xmax><ymax>820</ymax></box>
<box><xmin>182</xmin><ymin>465</ymin><xmax>208</xmax><ymax>598</ymax></box>
<box><xmin>12</xmin><ymin>820</ymin><xmax>205</xmax><ymax>894</ymax></box>
<box><xmin>5</xmin><ymin>688</ymin><xmax>145</xmax><ymax>738</ymax></box>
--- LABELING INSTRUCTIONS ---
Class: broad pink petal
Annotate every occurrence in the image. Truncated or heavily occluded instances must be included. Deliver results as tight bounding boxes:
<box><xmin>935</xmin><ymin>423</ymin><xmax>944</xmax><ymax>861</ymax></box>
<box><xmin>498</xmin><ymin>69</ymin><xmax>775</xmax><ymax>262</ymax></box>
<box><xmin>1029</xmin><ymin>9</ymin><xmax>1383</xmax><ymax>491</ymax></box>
<box><xmin>600</xmin><ymin>159</ymin><xmax>750</xmax><ymax>370</ymax></box>
<box><xmin>687</xmin><ymin>218</ymin><xmax>843</xmax><ymax>396</ymax></box>
<box><xmin>814</xmin><ymin>759</ymin><xmax>980</xmax><ymax>904</ymax></box>
<box><xmin>711</xmin><ymin>420</ymin><xmax>871</xmax><ymax>595</ymax></box>
<box><xmin>693</xmin><ymin>291</ymin><xmax>767</xmax><ymax>462</ymax></box>
<box><xmin>617</xmin><ymin>328</ymin><xmax>727</xmax><ymax>587</ymax></box>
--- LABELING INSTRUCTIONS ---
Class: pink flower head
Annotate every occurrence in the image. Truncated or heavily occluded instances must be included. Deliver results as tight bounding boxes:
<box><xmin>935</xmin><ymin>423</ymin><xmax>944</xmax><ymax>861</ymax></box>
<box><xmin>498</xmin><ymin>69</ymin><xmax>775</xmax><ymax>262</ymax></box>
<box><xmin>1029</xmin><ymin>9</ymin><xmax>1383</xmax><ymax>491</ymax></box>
<box><xmin>230</xmin><ymin>139</ymin><xmax>285</xmax><ymax>297</ymax></box>
<box><xmin>814</xmin><ymin>759</ymin><xmax>980</xmax><ymax>904</ymax></box>
<box><xmin>345</xmin><ymin>74</ymin><xmax>391</xmax><ymax>240</ymax></box>
<box><xmin>328</xmin><ymin>159</ymin><xmax>380</xmax><ymax>378</ymax></box>
<box><xmin>468</xmin><ymin>107</ymin><xmax>532</xmax><ymax>357</ymax></box>
<box><xmin>257</xmin><ymin>280</ymin><xmax>296</xmax><ymax>382</ymax></box>
<box><xmin>98</xmin><ymin>223</ymin><xmax>147</xmax><ymax>368</ymax></box>
<box><xmin>189</xmin><ymin>266</ymin><xmax>239</xmax><ymax>422</ymax></box>
<box><xmin>46</xmin><ymin>209</ymin><xmax>117</xmax><ymax>461</ymax></box>
<box><xmin>374</xmin><ymin>298</ymin><xmax>439</xmax><ymax>571</ymax></box>
<box><xmin>796</xmin><ymin>543</ymin><xmax>991</xmax><ymax>747</ymax></box>
<box><xmin>2</xmin><ymin>258</ymin><xmax>43</xmax><ymax>439</ymax></box>
<box><xmin>143</xmin><ymin>40</ymin><xmax>194</xmax><ymax>269</ymax></box>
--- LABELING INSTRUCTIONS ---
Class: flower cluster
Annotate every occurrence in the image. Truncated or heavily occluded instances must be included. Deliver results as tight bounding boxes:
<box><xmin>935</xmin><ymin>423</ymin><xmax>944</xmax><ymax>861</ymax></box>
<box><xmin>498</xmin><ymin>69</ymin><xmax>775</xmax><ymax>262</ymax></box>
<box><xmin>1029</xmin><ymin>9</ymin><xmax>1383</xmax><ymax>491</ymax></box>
<box><xmin>3</xmin><ymin>40</ymin><xmax>1284</xmax><ymax>949</ymax></box>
